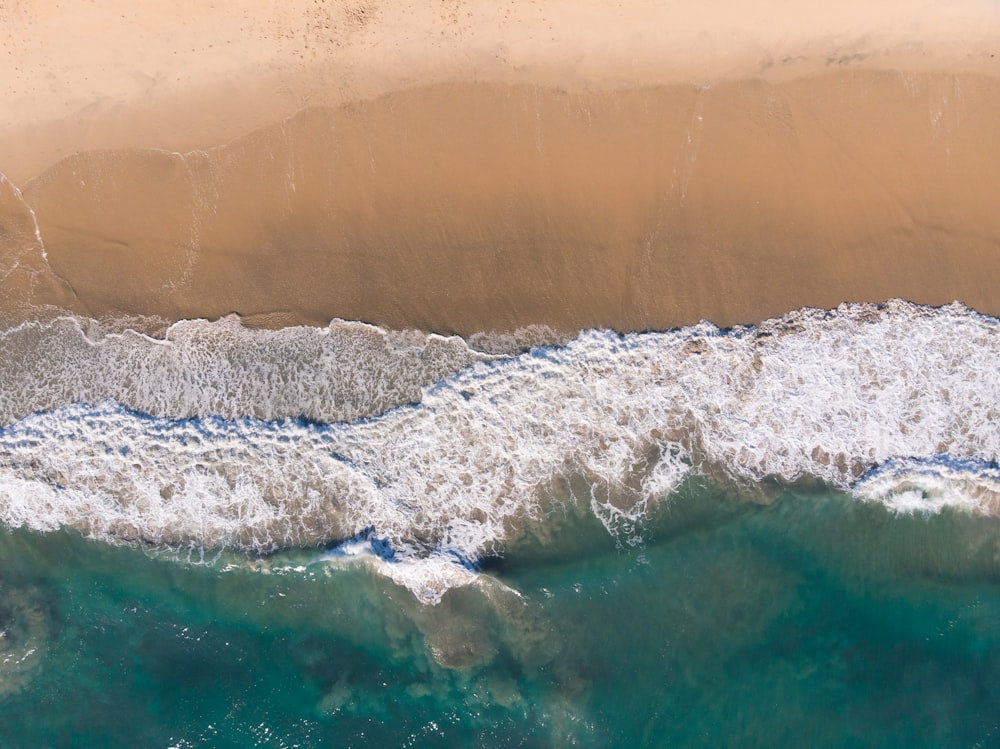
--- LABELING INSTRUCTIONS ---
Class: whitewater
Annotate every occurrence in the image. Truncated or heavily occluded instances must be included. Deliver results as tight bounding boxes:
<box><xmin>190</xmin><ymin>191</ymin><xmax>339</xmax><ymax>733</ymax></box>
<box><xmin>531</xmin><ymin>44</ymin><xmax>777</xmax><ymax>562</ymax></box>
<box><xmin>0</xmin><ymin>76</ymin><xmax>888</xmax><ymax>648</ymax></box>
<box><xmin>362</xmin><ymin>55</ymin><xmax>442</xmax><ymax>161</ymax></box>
<box><xmin>1</xmin><ymin>300</ymin><xmax>998</xmax><ymax>603</ymax></box>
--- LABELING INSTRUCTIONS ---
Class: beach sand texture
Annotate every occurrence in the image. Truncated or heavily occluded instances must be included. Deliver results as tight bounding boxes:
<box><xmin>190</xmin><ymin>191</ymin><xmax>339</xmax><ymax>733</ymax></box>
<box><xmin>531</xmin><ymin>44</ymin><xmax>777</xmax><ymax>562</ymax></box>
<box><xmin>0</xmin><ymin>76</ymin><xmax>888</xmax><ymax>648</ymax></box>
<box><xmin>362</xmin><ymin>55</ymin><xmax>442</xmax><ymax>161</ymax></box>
<box><xmin>2</xmin><ymin>0</ymin><xmax>1000</xmax><ymax>332</ymax></box>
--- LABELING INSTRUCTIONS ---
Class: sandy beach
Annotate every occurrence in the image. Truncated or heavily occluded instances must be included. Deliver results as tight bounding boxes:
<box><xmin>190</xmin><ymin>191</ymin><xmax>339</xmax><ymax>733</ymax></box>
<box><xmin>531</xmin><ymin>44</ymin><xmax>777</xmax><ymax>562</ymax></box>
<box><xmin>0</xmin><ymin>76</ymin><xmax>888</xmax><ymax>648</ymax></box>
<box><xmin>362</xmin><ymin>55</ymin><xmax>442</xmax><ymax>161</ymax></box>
<box><xmin>2</xmin><ymin>0</ymin><xmax>1000</xmax><ymax>333</ymax></box>
<box><xmin>7</xmin><ymin>7</ymin><xmax>1000</xmax><ymax>741</ymax></box>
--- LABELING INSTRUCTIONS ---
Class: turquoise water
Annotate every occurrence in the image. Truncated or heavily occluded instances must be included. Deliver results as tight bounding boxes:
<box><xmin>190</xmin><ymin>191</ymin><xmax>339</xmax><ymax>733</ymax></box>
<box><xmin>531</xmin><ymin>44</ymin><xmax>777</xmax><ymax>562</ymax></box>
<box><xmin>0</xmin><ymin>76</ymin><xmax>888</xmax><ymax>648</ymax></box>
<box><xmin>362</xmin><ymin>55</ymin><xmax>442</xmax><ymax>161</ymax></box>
<box><xmin>3</xmin><ymin>478</ymin><xmax>999</xmax><ymax>748</ymax></box>
<box><xmin>2</xmin><ymin>305</ymin><xmax>1000</xmax><ymax>746</ymax></box>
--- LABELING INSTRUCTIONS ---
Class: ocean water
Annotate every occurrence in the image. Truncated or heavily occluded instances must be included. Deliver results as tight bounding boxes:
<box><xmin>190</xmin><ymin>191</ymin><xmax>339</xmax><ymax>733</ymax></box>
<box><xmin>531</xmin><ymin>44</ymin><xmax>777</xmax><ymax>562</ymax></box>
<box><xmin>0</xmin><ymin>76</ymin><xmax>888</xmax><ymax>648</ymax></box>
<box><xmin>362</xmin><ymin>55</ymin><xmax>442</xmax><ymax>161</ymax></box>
<box><xmin>1</xmin><ymin>300</ymin><xmax>1000</xmax><ymax>746</ymax></box>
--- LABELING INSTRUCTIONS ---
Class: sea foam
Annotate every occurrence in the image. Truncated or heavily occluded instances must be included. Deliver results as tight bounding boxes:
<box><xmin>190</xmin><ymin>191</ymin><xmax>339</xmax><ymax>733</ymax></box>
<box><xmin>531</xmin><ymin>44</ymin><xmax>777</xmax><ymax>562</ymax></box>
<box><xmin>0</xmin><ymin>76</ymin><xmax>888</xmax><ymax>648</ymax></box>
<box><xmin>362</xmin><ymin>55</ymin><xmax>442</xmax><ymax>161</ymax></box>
<box><xmin>0</xmin><ymin>316</ymin><xmax>491</xmax><ymax>425</ymax></box>
<box><xmin>0</xmin><ymin>300</ymin><xmax>998</xmax><ymax>602</ymax></box>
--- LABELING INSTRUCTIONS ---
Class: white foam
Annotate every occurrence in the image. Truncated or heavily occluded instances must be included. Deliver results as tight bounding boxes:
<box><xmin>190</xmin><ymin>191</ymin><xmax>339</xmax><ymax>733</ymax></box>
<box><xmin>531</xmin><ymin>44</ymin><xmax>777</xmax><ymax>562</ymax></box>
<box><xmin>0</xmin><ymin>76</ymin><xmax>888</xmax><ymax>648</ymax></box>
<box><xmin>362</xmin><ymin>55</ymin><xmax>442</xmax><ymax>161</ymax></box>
<box><xmin>854</xmin><ymin>458</ymin><xmax>1000</xmax><ymax>515</ymax></box>
<box><xmin>1</xmin><ymin>300</ymin><xmax>999</xmax><ymax>602</ymax></box>
<box><xmin>0</xmin><ymin>316</ymin><xmax>492</xmax><ymax>425</ymax></box>
<box><xmin>314</xmin><ymin>547</ymin><xmax>478</xmax><ymax>606</ymax></box>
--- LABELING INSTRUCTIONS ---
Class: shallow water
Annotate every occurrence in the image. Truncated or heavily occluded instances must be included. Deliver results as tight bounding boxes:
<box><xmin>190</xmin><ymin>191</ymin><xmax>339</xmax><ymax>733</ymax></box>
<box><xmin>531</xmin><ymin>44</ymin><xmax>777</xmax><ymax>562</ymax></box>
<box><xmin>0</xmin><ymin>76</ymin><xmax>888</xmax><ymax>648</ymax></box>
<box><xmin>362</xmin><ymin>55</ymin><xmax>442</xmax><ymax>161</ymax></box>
<box><xmin>2</xmin><ymin>481</ymin><xmax>1000</xmax><ymax>747</ymax></box>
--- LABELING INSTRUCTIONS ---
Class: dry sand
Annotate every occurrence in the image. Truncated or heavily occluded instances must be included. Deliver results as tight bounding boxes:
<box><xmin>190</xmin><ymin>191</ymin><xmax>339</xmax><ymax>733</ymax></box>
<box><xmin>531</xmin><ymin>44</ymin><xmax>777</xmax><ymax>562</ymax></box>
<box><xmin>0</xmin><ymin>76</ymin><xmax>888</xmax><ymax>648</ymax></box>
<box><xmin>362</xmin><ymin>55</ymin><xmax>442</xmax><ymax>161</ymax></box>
<box><xmin>2</xmin><ymin>0</ymin><xmax>1000</xmax><ymax>333</ymax></box>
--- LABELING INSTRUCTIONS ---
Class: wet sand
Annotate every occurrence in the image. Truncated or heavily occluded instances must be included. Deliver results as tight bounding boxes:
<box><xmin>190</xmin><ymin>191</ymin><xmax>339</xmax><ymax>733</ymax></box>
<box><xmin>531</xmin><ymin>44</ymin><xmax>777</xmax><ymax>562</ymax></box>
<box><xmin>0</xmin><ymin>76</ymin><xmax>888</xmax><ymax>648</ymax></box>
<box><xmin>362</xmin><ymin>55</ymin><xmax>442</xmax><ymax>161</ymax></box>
<box><xmin>2</xmin><ymin>2</ymin><xmax>1000</xmax><ymax>333</ymax></box>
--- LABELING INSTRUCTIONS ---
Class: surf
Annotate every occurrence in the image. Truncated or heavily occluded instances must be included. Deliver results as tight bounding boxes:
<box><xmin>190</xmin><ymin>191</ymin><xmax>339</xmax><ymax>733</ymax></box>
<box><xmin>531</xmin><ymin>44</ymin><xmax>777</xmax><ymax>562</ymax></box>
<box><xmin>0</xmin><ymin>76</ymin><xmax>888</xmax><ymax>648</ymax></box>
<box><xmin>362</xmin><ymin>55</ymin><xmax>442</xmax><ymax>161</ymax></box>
<box><xmin>0</xmin><ymin>300</ymin><xmax>997</xmax><ymax>602</ymax></box>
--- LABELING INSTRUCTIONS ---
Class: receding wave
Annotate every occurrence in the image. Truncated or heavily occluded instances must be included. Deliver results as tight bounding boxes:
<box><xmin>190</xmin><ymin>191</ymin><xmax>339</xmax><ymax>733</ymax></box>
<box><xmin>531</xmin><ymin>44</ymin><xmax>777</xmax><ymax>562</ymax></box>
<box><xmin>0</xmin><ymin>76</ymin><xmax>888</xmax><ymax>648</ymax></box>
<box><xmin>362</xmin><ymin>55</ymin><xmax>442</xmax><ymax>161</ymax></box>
<box><xmin>0</xmin><ymin>316</ymin><xmax>496</xmax><ymax>424</ymax></box>
<box><xmin>0</xmin><ymin>300</ymin><xmax>998</xmax><ymax>602</ymax></box>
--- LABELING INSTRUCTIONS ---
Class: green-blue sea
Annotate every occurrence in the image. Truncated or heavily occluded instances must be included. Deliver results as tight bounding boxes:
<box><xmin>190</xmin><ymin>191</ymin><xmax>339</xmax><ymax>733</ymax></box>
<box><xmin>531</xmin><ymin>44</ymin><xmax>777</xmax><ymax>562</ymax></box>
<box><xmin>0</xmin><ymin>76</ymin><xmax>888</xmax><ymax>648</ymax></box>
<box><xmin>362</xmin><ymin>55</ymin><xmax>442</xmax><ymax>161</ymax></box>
<box><xmin>2</xmin><ymin>304</ymin><xmax>1000</xmax><ymax>747</ymax></box>
<box><xmin>3</xmin><ymin>478</ymin><xmax>999</xmax><ymax>748</ymax></box>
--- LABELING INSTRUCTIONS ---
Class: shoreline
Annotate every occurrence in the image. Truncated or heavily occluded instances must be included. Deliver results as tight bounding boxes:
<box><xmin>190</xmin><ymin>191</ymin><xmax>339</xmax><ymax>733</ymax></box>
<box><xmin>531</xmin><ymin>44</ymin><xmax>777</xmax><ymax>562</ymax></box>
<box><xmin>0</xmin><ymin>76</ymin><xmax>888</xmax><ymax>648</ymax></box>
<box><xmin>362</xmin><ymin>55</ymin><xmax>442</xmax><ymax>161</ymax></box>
<box><xmin>4</xmin><ymin>72</ymin><xmax>1000</xmax><ymax>334</ymax></box>
<box><xmin>3</xmin><ymin>2</ymin><xmax>1000</xmax><ymax>334</ymax></box>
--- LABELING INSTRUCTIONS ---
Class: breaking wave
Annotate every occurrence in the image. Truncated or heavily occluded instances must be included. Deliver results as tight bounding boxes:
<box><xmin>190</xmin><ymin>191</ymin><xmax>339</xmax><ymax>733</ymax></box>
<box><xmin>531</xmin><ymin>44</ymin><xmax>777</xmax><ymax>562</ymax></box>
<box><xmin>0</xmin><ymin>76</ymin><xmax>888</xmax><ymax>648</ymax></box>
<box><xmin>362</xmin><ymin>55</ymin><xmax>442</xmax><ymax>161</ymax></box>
<box><xmin>0</xmin><ymin>300</ymin><xmax>998</xmax><ymax>602</ymax></box>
